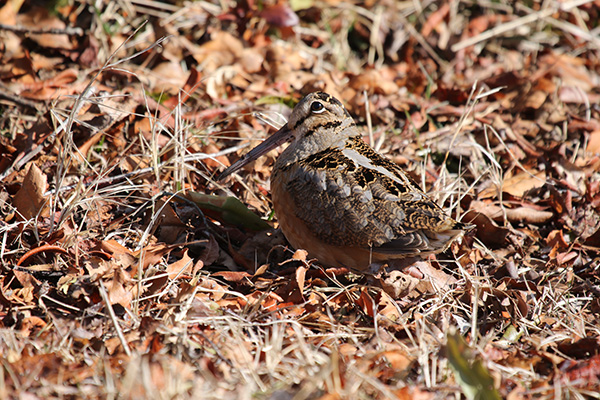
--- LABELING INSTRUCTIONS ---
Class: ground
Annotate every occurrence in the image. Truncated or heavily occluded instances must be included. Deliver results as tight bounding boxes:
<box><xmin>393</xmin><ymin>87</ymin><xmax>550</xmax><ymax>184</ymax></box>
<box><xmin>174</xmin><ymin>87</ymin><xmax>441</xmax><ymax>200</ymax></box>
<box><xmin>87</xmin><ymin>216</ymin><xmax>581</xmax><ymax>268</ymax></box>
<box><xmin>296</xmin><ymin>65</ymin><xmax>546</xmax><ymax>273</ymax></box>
<box><xmin>1</xmin><ymin>0</ymin><xmax>600</xmax><ymax>399</ymax></box>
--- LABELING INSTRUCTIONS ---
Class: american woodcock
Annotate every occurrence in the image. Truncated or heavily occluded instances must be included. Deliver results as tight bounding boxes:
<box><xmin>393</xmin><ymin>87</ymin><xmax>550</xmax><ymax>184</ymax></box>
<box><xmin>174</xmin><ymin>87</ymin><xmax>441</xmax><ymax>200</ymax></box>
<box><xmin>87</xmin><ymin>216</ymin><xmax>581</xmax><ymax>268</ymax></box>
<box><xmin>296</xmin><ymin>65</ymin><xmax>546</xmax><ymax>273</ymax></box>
<box><xmin>219</xmin><ymin>92</ymin><xmax>470</xmax><ymax>270</ymax></box>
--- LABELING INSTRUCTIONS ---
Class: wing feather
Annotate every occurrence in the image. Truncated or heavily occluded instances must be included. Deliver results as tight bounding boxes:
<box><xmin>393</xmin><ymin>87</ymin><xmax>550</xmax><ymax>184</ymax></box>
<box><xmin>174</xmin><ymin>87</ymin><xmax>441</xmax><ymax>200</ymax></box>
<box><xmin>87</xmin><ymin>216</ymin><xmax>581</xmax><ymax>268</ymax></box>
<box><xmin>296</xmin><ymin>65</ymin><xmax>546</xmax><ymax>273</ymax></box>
<box><xmin>274</xmin><ymin>140</ymin><xmax>465</xmax><ymax>256</ymax></box>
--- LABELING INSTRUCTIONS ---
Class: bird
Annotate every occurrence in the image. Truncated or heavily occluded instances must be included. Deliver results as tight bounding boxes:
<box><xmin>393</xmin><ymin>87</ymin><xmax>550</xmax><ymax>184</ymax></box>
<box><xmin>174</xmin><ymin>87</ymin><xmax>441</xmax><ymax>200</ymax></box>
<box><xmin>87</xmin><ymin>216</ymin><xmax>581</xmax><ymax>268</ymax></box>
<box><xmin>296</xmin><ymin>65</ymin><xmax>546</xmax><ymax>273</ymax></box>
<box><xmin>218</xmin><ymin>92</ymin><xmax>470</xmax><ymax>271</ymax></box>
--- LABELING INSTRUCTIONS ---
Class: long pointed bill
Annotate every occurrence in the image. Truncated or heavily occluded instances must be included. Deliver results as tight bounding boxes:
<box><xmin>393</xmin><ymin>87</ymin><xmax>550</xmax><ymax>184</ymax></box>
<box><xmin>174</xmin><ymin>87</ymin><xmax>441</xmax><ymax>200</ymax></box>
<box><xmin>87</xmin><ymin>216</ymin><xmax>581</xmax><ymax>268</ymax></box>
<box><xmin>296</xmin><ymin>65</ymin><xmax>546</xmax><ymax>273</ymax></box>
<box><xmin>217</xmin><ymin>123</ymin><xmax>294</xmax><ymax>180</ymax></box>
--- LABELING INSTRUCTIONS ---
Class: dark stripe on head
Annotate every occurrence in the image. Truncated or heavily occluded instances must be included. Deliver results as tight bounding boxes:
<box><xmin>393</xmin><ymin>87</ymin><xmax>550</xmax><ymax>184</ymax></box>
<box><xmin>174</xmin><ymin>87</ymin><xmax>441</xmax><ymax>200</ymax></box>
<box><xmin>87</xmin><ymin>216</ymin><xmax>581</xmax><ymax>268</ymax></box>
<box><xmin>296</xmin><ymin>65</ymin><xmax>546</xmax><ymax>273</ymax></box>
<box><xmin>292</xmin><ymin>114</ymin><xmax>309</xmax><ymax>131</ymax></box>
<box><xmin>303</xmin><ymin>120</ymin><xmax>343</xmax><ymax>137</ymax></box>
<box><xmin>315</xmin><ymin>92</ymin><xmax>343</xmax><ymax>107</ymax></box>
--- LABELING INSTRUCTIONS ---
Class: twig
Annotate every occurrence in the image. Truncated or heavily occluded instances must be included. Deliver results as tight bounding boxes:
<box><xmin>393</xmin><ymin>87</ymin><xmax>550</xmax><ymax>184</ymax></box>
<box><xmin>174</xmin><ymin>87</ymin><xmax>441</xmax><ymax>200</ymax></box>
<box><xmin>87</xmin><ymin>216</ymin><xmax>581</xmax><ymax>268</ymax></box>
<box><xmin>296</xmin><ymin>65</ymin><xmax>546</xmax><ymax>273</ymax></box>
<box><xmin>98</xmin><ymin>281</ymin><xmax>132</xmax><ymax>357</ymax></box>
<box><xmin>0</xmin><ymin>82</ymin><xmax>42</xmax><ymax>110</ymax></box>
<box><xmin>451</xmin><ymin>0</ymin><xmax>595</xmax><ymax>52</ymax></box>
<box><xmin>395</xmin><ymin>10</ymin><xmax>448</xmax><ymax>68</ymax></box>
<box><xmin>0</xmin><ymin>23</ymin><xmax>84</xmax><ymax>36</ymax></box>
<box><xmin>363</xmin><ymin>90</ymin><xmax>374</xmax><ymax>148</ymax></box>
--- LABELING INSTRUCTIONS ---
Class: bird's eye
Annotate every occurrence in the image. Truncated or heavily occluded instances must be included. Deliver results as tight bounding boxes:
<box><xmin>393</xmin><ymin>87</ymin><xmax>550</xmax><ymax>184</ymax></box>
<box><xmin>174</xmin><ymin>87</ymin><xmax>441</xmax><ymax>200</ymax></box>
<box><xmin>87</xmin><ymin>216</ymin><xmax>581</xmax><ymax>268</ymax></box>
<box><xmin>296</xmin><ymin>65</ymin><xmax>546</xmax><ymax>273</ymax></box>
<box><xmin>310</xmin><ymin>101</ymin><xmax>325</xmax><ymax>113</ymax></box>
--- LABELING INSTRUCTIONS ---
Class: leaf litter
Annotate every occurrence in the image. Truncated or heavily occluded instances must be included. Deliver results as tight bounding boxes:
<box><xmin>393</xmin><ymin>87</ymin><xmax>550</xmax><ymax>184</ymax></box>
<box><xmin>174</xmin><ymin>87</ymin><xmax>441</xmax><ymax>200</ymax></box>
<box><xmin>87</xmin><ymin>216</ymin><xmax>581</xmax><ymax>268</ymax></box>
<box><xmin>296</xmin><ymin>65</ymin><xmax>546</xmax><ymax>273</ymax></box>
<box><xmin>1</xmin><ymin>0</ymin><xmax>600</xmax><ymax>399</ymax></box>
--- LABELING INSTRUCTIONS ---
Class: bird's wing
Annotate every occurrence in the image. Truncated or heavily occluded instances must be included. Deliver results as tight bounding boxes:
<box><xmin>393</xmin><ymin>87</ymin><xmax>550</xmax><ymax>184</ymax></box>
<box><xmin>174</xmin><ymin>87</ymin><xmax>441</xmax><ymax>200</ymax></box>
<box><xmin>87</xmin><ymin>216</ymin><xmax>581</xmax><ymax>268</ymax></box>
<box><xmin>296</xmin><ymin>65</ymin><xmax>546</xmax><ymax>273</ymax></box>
<box><xmin>277</xmin><ymin>138</ymin><xmax>464</xmax><ymax>256</ymax></box>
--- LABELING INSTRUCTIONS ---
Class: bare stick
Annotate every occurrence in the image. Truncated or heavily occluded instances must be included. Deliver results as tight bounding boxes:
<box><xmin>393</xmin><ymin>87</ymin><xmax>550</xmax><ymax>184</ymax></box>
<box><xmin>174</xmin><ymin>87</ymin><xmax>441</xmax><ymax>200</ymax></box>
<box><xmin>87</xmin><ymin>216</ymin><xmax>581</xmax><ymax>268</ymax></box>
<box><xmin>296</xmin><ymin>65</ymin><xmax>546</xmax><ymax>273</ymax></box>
<box><xmin>98</xmin><ymin>281</ymin><xmax>132</xmax><ymax>357</ymax></box>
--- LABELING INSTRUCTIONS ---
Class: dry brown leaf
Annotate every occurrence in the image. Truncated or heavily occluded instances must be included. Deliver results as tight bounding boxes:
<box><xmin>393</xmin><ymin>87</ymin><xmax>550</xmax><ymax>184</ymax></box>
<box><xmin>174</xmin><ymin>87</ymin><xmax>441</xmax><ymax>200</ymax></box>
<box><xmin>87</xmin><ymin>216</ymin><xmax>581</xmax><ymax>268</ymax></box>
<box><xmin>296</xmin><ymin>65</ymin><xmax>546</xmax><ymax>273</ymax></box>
<box><xmin>212</xmin><ymin>270</ymin><xmax>253</xmax><ymax>283</ymax></box>
<box><xmin>393</xmin><ymin>387</ymin><xmax>434</xmax><ymax>400</ymax></box>
<box><xmin>542</xmin><ymin>52</ymin><xmax>595</xmax><ymax>92</ymax></box>
<box><xmin>19</xmin><ymin>316</ymin><xmax>47</xmax><ymax>337</ymax></box>
<box><xmin>376</xmin><ymin>290</ymin><xmax>402</xmax><ymax>321</ymax></box>
<box><xmin>470</xmin><ymin>200</ymin><xmax>553</xmax><ymax>224</ymax></box>
<box><xmin>18</xmin><ymin>7</ymin><xmax>74</xmax><ymax>50</ymax></box>
<box><xmin>200</xmin><ymin>142</ymin><xmax>229</xmax><ymax>169</ymax></box>
<box><xmin>523</xmin><ymin>90</ymin><xmax>547</xmax><ymax>109</ymax></box>
<box><xmin>0</xmin><ymin>0</ymin><xmax>25</xmax><ymax>25</ymax></box>
<box><xmin>192</xmin><ymin>31</ymin><xmax>243</xmax><ymax>73</ymax></box>
<box><xmin>105</xmin><ymin>267</ymin><xmax>133</xmax><ymax>309</ymax></box>
<box><xmin>101</xmin><ymin>240</ymin><xmax>135</xmax><ymax>257</ymax></box>
<box><xmin>407</xmin><ymin>260</ymin><xmax>458</xmax><ymax>292</ymax></box>
<box><xmin>379</xmin><ymin>349</ymin><xmax>413</xmax><ymax>372</ymax></box>
<box><xmin>295</xmin><ymin>265</ymin><xmax>307</xmax><ymax>294</ymax></box>
<box><xmin>348</xmin><ymin>69</ymin><xmax>399</xmax><ymax>95</ymax></box>
<box><xmin>240</xmin><ymin>48</ymin><xmax>264</xmax><ymax>74</ymax></box>
<box><xmin>75</xmin><ymin>130</ymin><xmax>104</xmax><ymax>165</ymax></box>
<box><xmin>463</xmin><ymin>209</ymin><xmax>509</xmax><ymax>247</ymax></box>
<box><xmin>19</xmin><ymin>69</ymin><xmax>78</xmax><ymax>100</ymax></box>
<box><xmin>165</xmin><ymin>249</ymin><xmax>194</xmax><ymax>280</ymax></box>
<box><xmin>154</xmin><ymin>201</ymin><xmax>187</xmax><ymax>244</ymax></box>
<box><xmin>555</xmin><ymin>251</ymin><xmax>578</xmax><ymax>266</ymax></box>
<box><xmin>587</xmin><ymin>129</ymin><xmax>600</xmax><ymax>154</ymax></box>
<box><xmin>356</xmin><ymin>287</ymin><xmax>376</xmax><ymax>318</ymax></box>
<box><xmin>378</xmin><ymin>270</ymin><xmax>420</xmax><ymax>299</ymax></box>
<box><xmin>148</xmin><ymin>62</ymin><xmax>187</xmax><ymax>95</ymax></box>
<box><xmin>134</xmin><ymin>244</ymin><xmax>173</xmax><ymax>271</ymax></box>
<box><xmin>559</xmin><ymin>86</ymin><xmax>600</xmax><ymax>105</ymax></box>
<box><xmin>502</xmin><ymin>170</ymin><xmax>546</xmax><ymax>198</ymax></box>
<box><xmin>546</xmin><ymin>229</ymin><xmax>569</xmax><ymax>250</ymax></box>
<box><xmin>13</xmin><ymin>162</ymin><xmax>48</xmax><ymax>220</ymax></box>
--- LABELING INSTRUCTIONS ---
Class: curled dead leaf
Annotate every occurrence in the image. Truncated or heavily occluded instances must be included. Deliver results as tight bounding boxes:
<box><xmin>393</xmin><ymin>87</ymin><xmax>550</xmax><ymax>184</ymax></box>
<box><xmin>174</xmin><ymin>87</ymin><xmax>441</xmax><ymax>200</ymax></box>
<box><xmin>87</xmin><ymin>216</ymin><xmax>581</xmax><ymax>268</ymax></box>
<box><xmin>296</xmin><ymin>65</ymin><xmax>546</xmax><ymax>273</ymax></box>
<box><xmin>296</xmin><ymin>265</ymin><xmax>307</xmax><ymax>293</ymax></box>
<box><xmin>356</xmin><ymin>287</ymin><xmax>376</xmax><ymax>318</ymax></box>
<box><xmin>463</xmin><ymin>210</ymin><xmax>509</xmax><ymax>248</ymax></box>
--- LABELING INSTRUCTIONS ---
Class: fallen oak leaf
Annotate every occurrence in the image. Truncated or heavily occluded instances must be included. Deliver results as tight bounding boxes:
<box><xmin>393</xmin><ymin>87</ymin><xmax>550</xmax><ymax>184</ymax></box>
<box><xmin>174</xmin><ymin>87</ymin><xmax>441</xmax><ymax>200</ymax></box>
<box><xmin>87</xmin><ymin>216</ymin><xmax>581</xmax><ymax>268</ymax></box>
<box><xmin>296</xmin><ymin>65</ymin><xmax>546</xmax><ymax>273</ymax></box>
<box><xmin>165</xmin><ymin>249</ymin><xmax>194</xmax><ymax>280</ymax></box>
<box><xmin>501</xmin><ymin>170</ymin><xmax>546</xmax><ymax>198</ymax></box>
<box><xmin>546</xmin><ymin>229</ymin><xmax>569</xmax><ymax>250</ymax></box>
<box><xmin>376</xmin><ymin>270</ymin><xmax>420</xmax><ymax>299</ymax></box>
<box><xmin>162</xmin><ymin>68</ymin><xmax>202</xmax><ymax>109</ymax></box>
<box><xmin>356</xmin><ymin>287</ymin><xmax>376</xmax><ymax>318</ymax></box>
<box><xmin>469</xmin><ymin>200</ymin><xmax>553</xmax><ymax>224</ymax></box>
<box><xmin>13</xmin><ymin>162</ymin><xmax>48</xmax><ymax>220</ymax></box>
<box><xmin>18</xmin><ymin>69</ymin><xmax>79</xmax><ymax>100</ymax></box>
<box><xmin>212</xmin><ymin>270</ymin><xmax>253</xmax><ymax>283</ymax></box>
<box><xmin>561</xmin><ymin>353</ymin><xmax>600</xmax><ymax>385</ymax></box>
<box><xmin>133</xmin><ymin>243</ymin><xmax>177</xmax><ymax>271</ymax></box>
<box><xmin>405</xmin><ymin>259</ymin><xmax>458</xmax><ymax>291</ymax></box>
<box><xmin>373</xmin><ymin>347</ymin><xmax>414</xmax><ymax>379</ymax></box>
<box><xmin>375</xmin><ymin>290</ymin><xmax>402</xmax><ymax>321</ymax></box>
<box><xmin>104</xmin><ymin>267</ymin><xmax>134</xmax><ymax>309</ymax></box>
<box><xmin>462</xmin><ymin>210</ymin><xmax>509</xmax><ymax>248</ymax></box>
<box><xmin>247</xmin><ymin>290</ymin><xmax>285</xmax><ymax>311</ymax></box>
<box><xmin>19</xmin><ymin>316</ymin><xmax>47</xmax><ymax>337</ymax></box>
<box><xmin>555</xmin><ymin>251</ymin><xmax>578</xmax><ymax>266</ymax></box>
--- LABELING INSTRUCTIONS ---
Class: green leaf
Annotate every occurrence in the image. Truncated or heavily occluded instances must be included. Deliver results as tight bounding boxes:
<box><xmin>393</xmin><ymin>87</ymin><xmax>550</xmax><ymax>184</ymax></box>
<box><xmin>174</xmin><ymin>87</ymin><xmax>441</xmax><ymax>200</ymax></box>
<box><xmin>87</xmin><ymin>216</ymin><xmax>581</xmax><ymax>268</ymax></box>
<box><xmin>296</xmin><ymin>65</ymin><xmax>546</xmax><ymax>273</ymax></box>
<box><xmin>185</xmin><ymin>192</ymin><xmax>271</xmax><ymax>231</ymax></box>
<box><xmin>255</xmin><ymin>95</ymin><xmax>297</xmax><ymax>108</ymax></box>
<box><xmin>446</xmin><ymin>330</ymin><xmax>501</xmax><ymax>400</ymax></box>
<box><xmin>501</xmin><ymin>324</ymin><xmax>522</xmax><ymax>343</ymax></box>
<box><xmin>289</xmin><ymin>0</ymin><xmax>313</xmax><ymax>11</ymax></box>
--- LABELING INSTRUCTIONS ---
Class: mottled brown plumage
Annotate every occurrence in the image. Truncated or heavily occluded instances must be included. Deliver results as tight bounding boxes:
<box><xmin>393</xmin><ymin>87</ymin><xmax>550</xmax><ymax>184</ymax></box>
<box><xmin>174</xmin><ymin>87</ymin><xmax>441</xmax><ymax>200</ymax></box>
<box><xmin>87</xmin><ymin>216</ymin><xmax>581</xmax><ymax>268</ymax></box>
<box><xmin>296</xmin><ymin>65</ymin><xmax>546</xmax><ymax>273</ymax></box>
<box><xmin>219</xmin><ymin>92</ymin><xmax>470</xmax><ymax>270</ymax></box>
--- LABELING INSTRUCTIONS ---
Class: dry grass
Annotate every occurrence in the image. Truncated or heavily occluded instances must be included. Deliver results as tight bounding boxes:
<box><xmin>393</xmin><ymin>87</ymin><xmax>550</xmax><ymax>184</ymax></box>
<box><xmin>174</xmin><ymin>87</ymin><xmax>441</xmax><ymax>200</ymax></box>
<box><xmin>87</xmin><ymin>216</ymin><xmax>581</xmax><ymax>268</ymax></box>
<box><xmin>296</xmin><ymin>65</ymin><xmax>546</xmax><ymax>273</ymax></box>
<box><xmin>1</xmin><ymin>0</ymin><xmax>600</xmax><ymax>399</ymax></box>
